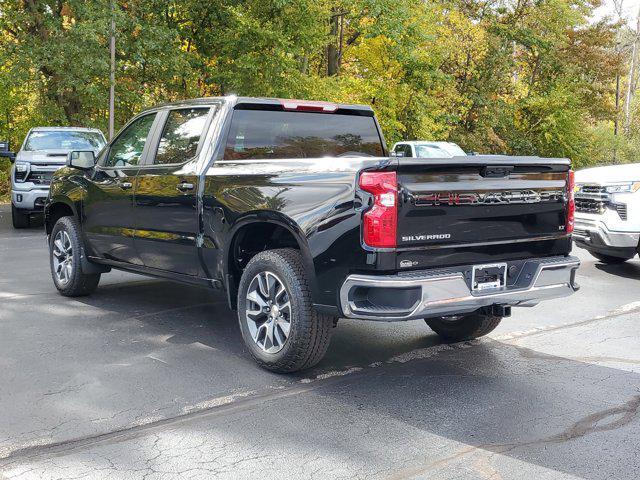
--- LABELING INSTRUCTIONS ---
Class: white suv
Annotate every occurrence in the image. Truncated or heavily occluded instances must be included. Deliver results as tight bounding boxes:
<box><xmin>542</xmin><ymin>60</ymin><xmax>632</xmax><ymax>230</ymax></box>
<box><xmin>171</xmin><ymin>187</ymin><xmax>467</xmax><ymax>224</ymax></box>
<box><xmin>574</xmin><ymin>164</ymin><xmax>640</xmax><ymax>263</ymax></box>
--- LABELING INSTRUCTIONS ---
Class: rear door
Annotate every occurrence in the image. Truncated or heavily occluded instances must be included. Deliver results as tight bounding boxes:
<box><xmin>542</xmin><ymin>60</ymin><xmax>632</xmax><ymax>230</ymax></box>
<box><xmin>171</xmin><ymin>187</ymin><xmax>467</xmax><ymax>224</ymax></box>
<box><xmin>83</xmin><ymin>112</ymin><xmax>159</xmax><ymax>264</ymax></box>
<box><xmin>134</xmin><ymin>106</ymin><xmax>214</xmax><ymax>276</ymax></box>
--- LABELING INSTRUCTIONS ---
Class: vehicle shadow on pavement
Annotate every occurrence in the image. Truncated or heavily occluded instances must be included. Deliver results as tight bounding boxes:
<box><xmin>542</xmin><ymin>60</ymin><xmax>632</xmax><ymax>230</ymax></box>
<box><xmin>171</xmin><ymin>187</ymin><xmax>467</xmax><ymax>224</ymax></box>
<box><xmin>76</xmin><ymin>279</ymin><xmax>248</xmax><ymax>353</ymax></box>
<box><xmin>595</xmin><ymin>260</ymin><xmax>640</xmax><ymax>280</ymax></box>
<box><xmin>66</xmin><ymin>277</ymin><xmax>445</xmax><ymax>374</ymax></box>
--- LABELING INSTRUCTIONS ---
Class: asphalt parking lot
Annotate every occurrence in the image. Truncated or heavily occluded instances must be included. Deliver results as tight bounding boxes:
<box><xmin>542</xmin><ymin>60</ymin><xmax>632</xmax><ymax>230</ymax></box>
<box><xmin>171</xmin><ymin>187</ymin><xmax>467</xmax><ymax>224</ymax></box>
<box><xmin>0</xmin><ymin>203</ymin><xmax>639</xmax><ymax>480</ymax></box>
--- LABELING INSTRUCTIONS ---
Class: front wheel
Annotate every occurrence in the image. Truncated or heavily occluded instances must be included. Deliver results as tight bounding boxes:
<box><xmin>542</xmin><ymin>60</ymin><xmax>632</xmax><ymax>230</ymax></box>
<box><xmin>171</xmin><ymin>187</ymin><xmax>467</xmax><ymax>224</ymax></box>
<box><xmin>49</xmin><ymin>216</ymin><xmax>101</xmax><ymax>296</ymax></box>
<box><xmin>426</xmin><ymin>313</ymin><xmax>502</xmax><ymax>342</ymax></box>
<box><xmin>237</xmin><ymin>248</ymin><xmax>334</xmax><ymax>373</ymax></box>
<box><xmin>590</xmin><ymin>251</ymin><xmax>633</xmax><ymax>264</ymax></box>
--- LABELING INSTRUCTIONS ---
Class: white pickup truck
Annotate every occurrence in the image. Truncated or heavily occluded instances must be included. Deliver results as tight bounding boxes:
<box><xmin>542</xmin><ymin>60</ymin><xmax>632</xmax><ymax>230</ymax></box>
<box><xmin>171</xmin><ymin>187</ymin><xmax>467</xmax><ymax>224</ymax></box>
<box><xmin>391</xmin><ymin>141</ymin><xmax>467</xmax><ymax>158</ymax></box>
<box><xmin>9</xmin><ymin>127</ymin><xmax>106</xmax><ymax>228</ymax></box>
<box><xmin>574</xmin><ymin>164</ymin><xmax>640</xmax><ymax>263</ymax></box>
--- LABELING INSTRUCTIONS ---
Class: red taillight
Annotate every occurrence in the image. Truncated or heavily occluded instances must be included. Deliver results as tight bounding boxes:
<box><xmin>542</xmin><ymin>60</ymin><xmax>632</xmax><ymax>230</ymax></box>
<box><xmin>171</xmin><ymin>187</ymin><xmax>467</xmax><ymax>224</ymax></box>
<box><xmin>567</xmin><ymin>169</ymin><xmax>575</xmax><ymax>234</ymax></box>
<box><xmin>359</xmin><ymin>171</ymin><xmax>397</xmax><ymax>248</ymax></box>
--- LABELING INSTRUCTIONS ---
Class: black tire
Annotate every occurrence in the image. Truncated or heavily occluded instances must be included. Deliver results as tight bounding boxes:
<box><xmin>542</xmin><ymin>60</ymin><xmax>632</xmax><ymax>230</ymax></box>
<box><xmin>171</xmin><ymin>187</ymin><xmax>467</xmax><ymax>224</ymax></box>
<box><xmin>590</xmin><ymin>251</ymin><xmax>632</xmax><ymax>264</ymax></box>
<box><xmin>11</xmin><ymin>203</ymin><xmax>30</xmax><ymax>229</ymax></box>
<box><xmin>426</xmin><ymin>313</ymin><xmax>502</xmax><ymax>342</ymax></box>
<box><xmin>49</xmin><ymin>216</ymin><xmax>101</xmax><ymax>297</ymax></box>
<box><xmin>237</xmin><ymin>248</ymin><xmax>334</xmax><ymax>373</ymax></box>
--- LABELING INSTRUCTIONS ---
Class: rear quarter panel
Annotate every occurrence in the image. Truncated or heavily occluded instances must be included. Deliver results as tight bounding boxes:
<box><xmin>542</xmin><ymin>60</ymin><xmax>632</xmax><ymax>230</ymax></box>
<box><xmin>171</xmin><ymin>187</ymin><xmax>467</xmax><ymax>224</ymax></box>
<box><xmin>201</xmin><ymin>157</ymin><xmax>392</xmax><ymax>306</ymax></box>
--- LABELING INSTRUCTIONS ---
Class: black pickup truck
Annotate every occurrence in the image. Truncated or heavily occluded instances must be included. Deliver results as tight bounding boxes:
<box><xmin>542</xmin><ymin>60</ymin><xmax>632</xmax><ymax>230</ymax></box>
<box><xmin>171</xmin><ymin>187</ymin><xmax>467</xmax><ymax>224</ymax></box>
<box><xmin>45</xmin><ymin>96</ymin><xmax>580</xmax><ymax>372</ymax></box>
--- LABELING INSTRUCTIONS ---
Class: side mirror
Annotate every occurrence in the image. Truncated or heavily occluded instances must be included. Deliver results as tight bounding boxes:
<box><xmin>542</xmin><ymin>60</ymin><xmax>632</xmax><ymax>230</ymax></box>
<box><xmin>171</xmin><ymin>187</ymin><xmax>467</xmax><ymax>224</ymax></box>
<box><xmin>67</xmin><ymin>150</ymin><xmax>96</xmax><ymax>170</ymax></box>
<box><xmin>0</xmin><ymin>140</ymin><xmax>16</xmax><ymax>163</ymax></box>
<box><xmin>394</xmin><ymin>151</ymin><xmax>405</xmax><ymax>158</ymax></box>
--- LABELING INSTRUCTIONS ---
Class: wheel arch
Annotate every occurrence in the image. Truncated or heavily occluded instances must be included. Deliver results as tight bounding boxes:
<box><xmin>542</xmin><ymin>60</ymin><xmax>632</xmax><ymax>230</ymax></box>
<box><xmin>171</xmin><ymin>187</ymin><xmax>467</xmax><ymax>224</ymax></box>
<box><xmin>45</xmin><ymin>198</ymin><xmax>78</xmax><ymax>236</ymax></box>
<box><xmin>223</xmin><ymin>212</ymin><xmax>318</xmax><ymax>310</ymax></box>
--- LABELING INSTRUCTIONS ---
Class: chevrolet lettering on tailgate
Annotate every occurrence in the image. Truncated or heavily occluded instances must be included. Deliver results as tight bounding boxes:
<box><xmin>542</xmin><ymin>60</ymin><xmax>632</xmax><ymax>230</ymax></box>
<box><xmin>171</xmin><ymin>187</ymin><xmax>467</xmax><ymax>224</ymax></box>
<box><xmin>412</xmin><ymin>189</ymin><xmax>564</xmax><ymax>206</ymax></box>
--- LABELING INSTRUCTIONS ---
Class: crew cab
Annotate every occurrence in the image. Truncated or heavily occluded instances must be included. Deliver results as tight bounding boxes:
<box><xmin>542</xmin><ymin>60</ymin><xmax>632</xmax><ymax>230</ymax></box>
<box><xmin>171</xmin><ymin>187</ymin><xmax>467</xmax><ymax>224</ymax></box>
<box><xmin>574</xmin><ymin>164</ymin><xmax>640</xmax><ymax>263</ymax></box>
<box><xmin>45</xmin><ymin>96</ymin><xmax>580</xmax><ymax>372</ymax></box>
<box><xmin>9</xmin><ymin>127</ymin><xmax>106</xmax><ymax>228</ymax></box>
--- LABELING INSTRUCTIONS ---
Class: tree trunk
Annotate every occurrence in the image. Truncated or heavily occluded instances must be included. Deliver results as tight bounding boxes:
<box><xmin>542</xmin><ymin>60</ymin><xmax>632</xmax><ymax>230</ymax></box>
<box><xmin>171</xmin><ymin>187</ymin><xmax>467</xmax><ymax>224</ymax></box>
<box><xmin>61</xmin><ymin>90</ymin><xmax>82</xmax><ymax>124</ymax></box>
<box><xmin>327</xmin><ymin>11</ymin><xmax>340</xmax><ymax>76</ymax></box>
<box><xmin>624</xmin><ymin>6</ymin><xmax>640</xmax><ymax>134</ymax></box>
<box><xmin>298</xmin><ymin>55</ymin><xmax>309</xmax><ymax>74</ymax></box>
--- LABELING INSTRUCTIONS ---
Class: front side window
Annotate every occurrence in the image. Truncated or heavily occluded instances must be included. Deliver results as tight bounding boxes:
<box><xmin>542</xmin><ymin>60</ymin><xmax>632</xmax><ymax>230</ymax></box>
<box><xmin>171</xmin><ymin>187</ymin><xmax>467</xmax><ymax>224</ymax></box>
<box><xmin>104</xmin><ymin>113</ymin><xmax>157</xmax><ymax>168</ymax></box>
<box><xmin>223</xmin><ymin>109</ymin><xmax>384</xmax><ymax>160</ymax></box>
<box><xmin>154</xmin><ymin>108</ymin><xmax>210</xmax><ymax>165</ymax></box>
<box><xmin>24</xmin><ymin>131</ymin><xmax>105</xmax><ymax>152</ymax></box>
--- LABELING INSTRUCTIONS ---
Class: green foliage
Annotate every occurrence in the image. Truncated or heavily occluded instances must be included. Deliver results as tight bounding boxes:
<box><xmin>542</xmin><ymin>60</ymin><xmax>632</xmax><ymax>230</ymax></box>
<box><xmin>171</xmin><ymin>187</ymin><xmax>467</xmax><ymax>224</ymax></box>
<box><xmin>0</xmin><ymin>0</ymin><xmax>634</xmax><ymax>200</ymax></box>
<box><xmin>0</xmin><ymin>158</ymin><xmax>10</xmax><ymax>202</ymax></box>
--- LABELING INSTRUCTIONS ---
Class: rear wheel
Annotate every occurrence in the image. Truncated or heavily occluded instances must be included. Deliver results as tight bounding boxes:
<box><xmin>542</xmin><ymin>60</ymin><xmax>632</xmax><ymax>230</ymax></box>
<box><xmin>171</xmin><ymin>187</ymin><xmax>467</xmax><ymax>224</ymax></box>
<box><xmin>11</xmin><ymin>203</ymin><xmax>30</xmax><ymax>229</ymax></box>
<box><xmin>590</xmin><ymin>251</ymin><xmax>633</xmax><ymax>264</ymax></box>
<box><xmin>426</xmin><ymin>313</ymin><xmax>502</xmax><ymax>342</ymax></box>
<box><xmin>237</xmin><ymin>248</ymin><xmax>334</xmax><ymax>373</ymax></box>
<box><xmin>49</xmin><ymin>216</ymin><xmax>101</xmax><ymax>296</ymax></box>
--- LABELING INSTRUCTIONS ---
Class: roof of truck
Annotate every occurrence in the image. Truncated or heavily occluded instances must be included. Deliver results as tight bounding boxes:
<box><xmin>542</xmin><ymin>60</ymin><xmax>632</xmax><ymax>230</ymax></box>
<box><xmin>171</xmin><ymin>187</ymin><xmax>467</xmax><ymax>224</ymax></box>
<box><xmin>394</xmin><ymin>141</ymin><xmax>461</xmax><ymax>147</ymax></box>
<box><xmin>150</xmin><ymin>95</ymin><xmax>374</xmax><ymax>113</ymax></box>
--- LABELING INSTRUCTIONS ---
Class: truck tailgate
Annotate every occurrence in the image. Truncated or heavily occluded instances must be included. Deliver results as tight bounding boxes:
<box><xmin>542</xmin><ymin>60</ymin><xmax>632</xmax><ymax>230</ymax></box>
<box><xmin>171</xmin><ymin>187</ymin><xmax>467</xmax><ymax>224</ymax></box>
<box><xmin>395</xmin><ymin>156</ymin><xmax>571</xmax><ymax>267</ymax></box>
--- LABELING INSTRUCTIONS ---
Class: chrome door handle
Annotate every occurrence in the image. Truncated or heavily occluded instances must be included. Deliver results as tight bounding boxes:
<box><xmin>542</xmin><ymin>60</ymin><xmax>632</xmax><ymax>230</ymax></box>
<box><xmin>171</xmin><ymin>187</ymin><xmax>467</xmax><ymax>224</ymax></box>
<box><xmin>118</xmin><ymin>181</ymin><xmax>133</xmax><ymax>190</ymax></box>
<box><xmin>177</xmin><ymin>182</ymin><xmax>195</xmax><ymax>192</ymax></box>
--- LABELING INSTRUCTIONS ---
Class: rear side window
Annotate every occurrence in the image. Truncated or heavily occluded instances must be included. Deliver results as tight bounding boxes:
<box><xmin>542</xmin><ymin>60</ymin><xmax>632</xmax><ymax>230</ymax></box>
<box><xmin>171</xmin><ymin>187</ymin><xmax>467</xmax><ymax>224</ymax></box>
<box><xmin>154</xmin><ymin>108</ymin><xmax>210</xmax><ymax>165</ymax></box>
<box><xmin>223</xmin><ymin>109</ymin><xmax>384</xmax><ymax>160</ymax></box>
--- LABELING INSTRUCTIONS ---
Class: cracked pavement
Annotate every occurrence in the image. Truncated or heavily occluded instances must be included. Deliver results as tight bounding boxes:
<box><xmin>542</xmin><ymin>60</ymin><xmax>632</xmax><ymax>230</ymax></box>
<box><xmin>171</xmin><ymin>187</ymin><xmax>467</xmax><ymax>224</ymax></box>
<box><xmin>0</xmin><ymin>204</ymin><xmax>639</xmax><ymax>479</ymax></box>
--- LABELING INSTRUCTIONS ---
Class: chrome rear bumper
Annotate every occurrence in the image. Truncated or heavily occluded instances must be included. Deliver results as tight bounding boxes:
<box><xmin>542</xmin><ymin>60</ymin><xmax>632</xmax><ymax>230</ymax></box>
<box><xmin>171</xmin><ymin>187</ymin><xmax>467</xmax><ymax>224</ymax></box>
<box><xmin>339</xmin><ymin>256</ymin><xmax>580</xmax><ymax>321</ymax></box>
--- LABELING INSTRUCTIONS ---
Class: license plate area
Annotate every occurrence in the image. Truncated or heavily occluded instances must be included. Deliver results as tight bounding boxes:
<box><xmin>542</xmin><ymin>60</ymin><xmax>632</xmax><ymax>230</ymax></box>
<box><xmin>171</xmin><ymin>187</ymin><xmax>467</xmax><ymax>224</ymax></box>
<box><xmin>471</xmin><ymin>263</ymin><xmax>507</xmax><ymax>292</ymax></box>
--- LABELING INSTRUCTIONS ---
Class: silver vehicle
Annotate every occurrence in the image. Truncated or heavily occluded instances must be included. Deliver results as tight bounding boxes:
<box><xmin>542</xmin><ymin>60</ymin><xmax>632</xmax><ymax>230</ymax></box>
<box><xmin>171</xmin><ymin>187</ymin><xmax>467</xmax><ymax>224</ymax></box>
<box><xmin>9</xmin><ymin>127</ymin><xmax>106</xmax><ymax>228</ymax></box>
<box><xmin>391</xmin><ymin>141</ymin><xmax>467</xmax><ymax>158</ymax></box>
<box><xmin>574</xmin><ymin>163</ymin><xmax>640</xmax><ymax>263</ymax></box>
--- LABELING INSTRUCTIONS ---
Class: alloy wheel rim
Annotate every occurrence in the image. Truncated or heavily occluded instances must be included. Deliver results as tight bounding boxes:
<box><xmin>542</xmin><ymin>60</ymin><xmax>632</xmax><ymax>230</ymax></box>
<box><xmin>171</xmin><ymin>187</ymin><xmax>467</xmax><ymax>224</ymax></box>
<box><xmin>245</xmin><ymin>271</ymin><xmax>292</xmax><ymax>354</ymax></box>
<box><xmin>52</xmin><ymin>230</ymin><xmax>73</xmax><ymax>285</ymax></box>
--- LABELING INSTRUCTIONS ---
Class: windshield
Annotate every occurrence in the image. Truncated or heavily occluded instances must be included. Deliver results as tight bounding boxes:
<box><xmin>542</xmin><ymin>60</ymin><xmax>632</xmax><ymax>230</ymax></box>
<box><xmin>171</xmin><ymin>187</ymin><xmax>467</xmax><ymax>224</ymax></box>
<box><xmin>438</xmin><ymin>143</ymin><xmax>467</xmax><ymax>156</ymax></box>
<box><xmin>415</xmin><ymin>145</ymin><xmax>452</xmax><ymax>158</ymax></box>
<box><xmin>415</xmin><ymin>143</ymin><xmax>466</xmax><ymax>158</ymax></box>
<box><xmin>24</xmin><ymin>131</ymin><xmax>106</xmax><ymax>152</ymax></box>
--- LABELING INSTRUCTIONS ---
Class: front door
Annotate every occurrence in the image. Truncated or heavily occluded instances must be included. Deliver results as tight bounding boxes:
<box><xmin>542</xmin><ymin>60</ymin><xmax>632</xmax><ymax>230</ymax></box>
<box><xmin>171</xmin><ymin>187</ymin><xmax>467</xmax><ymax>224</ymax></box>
<box><xmin>134</xmin><ymin>106</ymin><xmax>213</xmax><ymax>276</ymax></box>
<box><xmin>83</xmin><ymin>112</ymin><xmax>159</xmax><ymax>264</ymax></box>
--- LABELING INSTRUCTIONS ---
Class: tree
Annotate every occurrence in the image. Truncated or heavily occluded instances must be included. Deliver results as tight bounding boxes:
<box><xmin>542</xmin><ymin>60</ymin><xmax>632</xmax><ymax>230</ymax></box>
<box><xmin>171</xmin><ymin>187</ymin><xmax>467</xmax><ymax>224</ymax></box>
<box><xmin>0</xmin><ymin>0</ymin><xmax>635</xmax><ymax>202</ymax></box>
